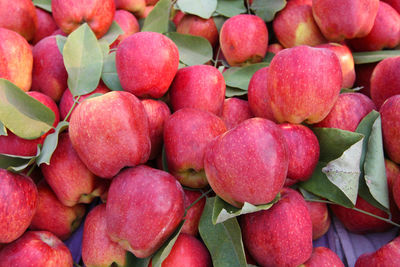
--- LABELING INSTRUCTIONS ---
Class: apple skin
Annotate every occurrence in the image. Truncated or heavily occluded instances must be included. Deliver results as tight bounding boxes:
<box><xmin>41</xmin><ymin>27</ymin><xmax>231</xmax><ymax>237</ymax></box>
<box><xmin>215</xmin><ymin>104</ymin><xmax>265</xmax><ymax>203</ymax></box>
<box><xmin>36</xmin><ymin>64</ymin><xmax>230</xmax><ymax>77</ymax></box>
<box><xmin>355</xmin><ymin>236</ymin><xmax>400</xmax><ymax>267</ymax></box>
<box><xmin>241</xmin><ymin>188</ymin><xmax>313</xmax><ymax>267</ymax></box>
<box><xmin>0</xmin><ymin>231</ymin><xmax>73</xmax><ymax>266</ymax></box>
<box><xmin>305</xmin><ymin>201</ymin><xmax>331</xmax><ymax>240</ymax></box>
<box><xmin>172</xmin><ymin>10</ymin><xmax>185</xmax><ymax>27</ymax></box>
<box><xmin>116</xmin><ymin>32</ymin><xmax>179</xmax><ymax>98</ymax></box>
<box><xmin>312</xmin><ymin>0</ymin><xmax>379</xmax><ymax>42</ymax></box>
<box><xmin>370</xmin><ymin>56</ymin><xmax>400</xmax><ymax>109</ymax></box>
<box><xmin>273</xmin><ymin>0</ymin><xmax>326</xmax><ymax>48</ymax></box>
<box><xmin>386</xmin><ymin>159</ymin><xmax>400</xmax><ymax>221</ymax></box>
<box><xmin>115</xmin><ymin>0</ymin><xmax>146</xmax><ymax>16</ymax></box>
<box><xmin>31</xmin><ymin>35</ymin><xmax>68</xmax><ymax>102</ymax></box>
<box><xmin>169</xmin><ymin>65</ymin><xmax>226</xmax><ymax>116</ymax></box>
<box><xmin>29</xmin><ymin>181</ymin><xmax>86</xmax><ymax>240</ymax></box>
<box><xmin>177</xmin><ymin>15</ymin><xmax>219</xmax><ymax>47</ymax></box>
<box><xmin>0</xmin><ymin>27</ymin><xmax>33</xmax><ymax>92</ymax></box>
<box><xmin>82</xmin><ymin>204</ymin><xmax>126</xmax><ymax>267</ymax></box>
<box><xmin>330</xmin><ymin>196</ymin><xmax>393</xmax><ymax>234</ymax></box>
<box><xmin>111</xmin><ymin>9</ymin><xmax>140</xmax><ymax>48</ymax></box>
<box><xmin>69</xmin><ymin>91</ymin><xmax>151</xmax><ymax>178</ymax></box>
<box><xmin>278</xmin><ymin>123</ymin><xmax>320</xmax><ymax>182</ymax></box>
<box><xmin>382</xmin><ymin>0</ymin><xmax>400</xmax><ymax>13</ymax></box>
<box><xmin>300</xmin><ymin>247</ymin><xmax>344</xmax><ymax>267</ymax></box>
<box><xmin>204</xmin><ymin>118</ymin><xmax>288</xmax><ymax>207</ymax></box>
<box><xmin>52</xmin><ymin>0</ymin><xmax>115</xmax><ymax>38</ymax></box>
<box><xmin>267</xmin><ymin>43</ymin><xmax>284</xmax><ymax>54</ymax></box>
<box><xmin>181</xmin><ymin>189</ymin><xmax>206</xmax><ymax>236</ymax></box>
<box><xmin>164</xmin><ymin>108</ymin><xmax>227</xmax><ymax>188</ymax></box>
<box><xmin>137</xmin><ymin>5</ymin><xmax>154</xmax><ymax>19</ymax></box>
<box><xmin>221</xmin><ymin>98</ymin><xmax>253</xmax><ymax>130</ymax></box>
<box><xmin>106</xmin><ymin>165</ymin><xmax>185</xmax><ymax>258</ymax></box>
<box><xmin>32</xmin><ymin>8</ymin><xmax>58</xmax><ymax>45</ymax></box>
<box><xmin>0</xmin><ymin>169</ymin><xmax>38</xmax><ymax>244</ymax></box>
<box><xmin>0</xmin><ymin>0</ymin><xmax>37</xmax><ymax>41</ymax></box>
<box><xmin>267</xmin><ymin>45</ymin><xmax>342</xmax><ymax>124</ymax></box>
<box><xmin>219</xmin><ymin>14</ymin><xmax>268</xmax><ymax>66</ymax></box>
<box><xmin>380</xmin><ymin>95</ymin><xmax>400</xmax><ymax>164</ymax></box>
<box><xmin>348</xmin><ymin>2</ymin><xmax>400</xmax><ymax>51</ymax></box>
<box><xmin>354</xmin><ymin>62</ymin><xmax>377</xmax><ymax>97</ymax></box>
<box><xmin>141</xmin><ymin>99</ymin><xmax>171</xmax><ymax>160</ymax></box>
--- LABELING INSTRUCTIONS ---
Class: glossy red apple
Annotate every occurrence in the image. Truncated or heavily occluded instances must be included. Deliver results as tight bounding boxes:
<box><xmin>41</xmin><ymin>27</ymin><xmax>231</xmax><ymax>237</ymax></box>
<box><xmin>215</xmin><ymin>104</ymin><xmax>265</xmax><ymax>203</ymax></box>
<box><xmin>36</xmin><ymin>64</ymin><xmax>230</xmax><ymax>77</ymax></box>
<box><xmin>32</xmin><ymin>7</ymin><xmax>58</xmax><ymax>45</ymax></box>
<box><xmin>355</xmin><ymin>236</ymin><xmax>400</xmax><ymax>266</ymax></box>
<box><xmin>177</xmin><ymin>15</ymin><xmax>219</xmax><ymax>47</ymax></box>
<box><xmin>301</xmin><ymin>247</ymin><xmax>344</xmax><ymax>267</ymax></box>
<box><xmin>380</xmin><ymin>95</ymin><xmax>400</xmax><ymax>164</ymax></box>
<box><xmin>111</xmin><ymin>9</ymin><xmax>140</xmax><ymax>48</ymax></box>
<box><xmin>114</xmin><ymin>0</ymin><xmax>146</xmax><ymax>16</ymax></box>
<box><xmin>182</xmin><ymin>189</ymin><xmax>206</xmax><ymax>236</ymax></box>
<box><xmin>306</xmin><ymin>201</ymin><xmax>331</xmax><ymax>240</ymax></box>
<box><xmin>221</xmin><ymin>98</ymin><xmax>253</xmax><ymax>130</ymax></box>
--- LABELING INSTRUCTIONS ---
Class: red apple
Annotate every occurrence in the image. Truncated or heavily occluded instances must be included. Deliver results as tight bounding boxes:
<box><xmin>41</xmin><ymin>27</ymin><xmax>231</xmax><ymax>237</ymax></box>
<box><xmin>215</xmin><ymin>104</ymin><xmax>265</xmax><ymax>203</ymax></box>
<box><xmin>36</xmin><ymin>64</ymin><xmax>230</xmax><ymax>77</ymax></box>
<box><xmin>267</xmin><ymin>43</ymin><xmax>284</xmax><ymax>54</ymax></box>
<box><xmin>111</xmin><ymin>9</ymin><xmax>140</xmax><ymax>48</ymax></box>
<box><xmin>312</xmin><ymin>0</ymin><xmax>379</xmax><ymax>42</ymax></box>
<box><xmin>380</xmin><ymin>95</ymin><xmax>400</xmax><ymax>164</ymax></box>
<box><xmin>0</xmin><ymin>169</ymin><xmax>38</xmax><ymax>244</ymax></box>
<box><xmin>32</xmin><ymin>8</ymin><xmax>58</xmax><ymax>45</ymax></box>
<box><xmin>241</xmin><ymin>188</ymin><xmax>313</xmax><ymax>267</ymax></box>
<box><xmin>116</xmin><ymin>31</ymin><xmax>179</xmax><ymax>98</ymax></box>
<box><xmin>382</xmin><ymin>0</ymin><xmax>400</xmax><ymax>13</ymax></box>
<box><xmin>306</xmin><ymin>201</ymin><xmax>331</xmax><ymax>240</ymax></box>
<box><xmin>354</xmin><ymin>62</ymin><xmax>377</xmax><ymax>97</ymax></box>
<box><xmin>169</xmin><ymin>65</ymin><xmax>226</xmax><ymax>115</ymax></box>
<box><xmin>137</xmin><ymin>5</ymin><xmax>154</xmax><ymax>19</ymax></box>
<box><xmin>301</xmin><ymin>247</ymin><xmax>344</xmax><ymax>267</ymax></box>
<box><xmin>52</xmin><ymin>0</ymin><xmax>116</xmax><ymax>38</ymax></box>
<box><xmin>221</xmin><ymin>98</ymin><xmax>253</xmax><ymax>130</ymax></box>
<box><xmin>219</xmin><ymin>14</ymin><xmax>268</xmax><ymax>66</ymax></box>
<box><xmin>82</xmin><ymin>204</ymin><xmax>126</xmax><ymax>267</ymax></box>
<box><xmin>69</xmin><ymin>91</ymin><xmax>151</xmax><ymax>178</ymax></box>
<box><xmin>115</xmin><ymin>0</ymin><xmax>146</xmax><ymax>15</ymax></box>
<box><xmin>177</xmin><ymin>15</ymin><xmax>219</xmax><ymax>47</ymax></box>
<box><xmin>164</xmin><ymin>108</ymin><xmax>227</xmax><ymax>188</ymax></box>
<box><xmin>0</xmin><ymin>231</ymin><xmax>73</xmax><ymax>266</ymax></box>
<box><xmin>204</xmin><ymin>118</ymin><xmax>288</xmax><ymax>207</ymax></box>
<box><xmin>172</xmin><ymin>10</ymin><xmax>185</xmax><ymax>27</ymax></box>
<box><xmin>355</xmin><ymin>236</ymin><xmax>400</xmax><ymax>266</ymax></box>
<box><xmin>386</xmin><ymin>160</ymin><xmax>400</xmax><ymax>220</ymax></box>
<box><xmin>106</xmin><ymin>165</ymin><xmax>185</xmax><ymax>258</ymax></box>
<box><xmin>182</xmin><ymin>189</ymin><xmax>206</xmax><ymax>236</ymax></box>
<box><xmin>267</xmin><ymin>45</ymin><xmax>342</xmax><ymax>124</ymax></box>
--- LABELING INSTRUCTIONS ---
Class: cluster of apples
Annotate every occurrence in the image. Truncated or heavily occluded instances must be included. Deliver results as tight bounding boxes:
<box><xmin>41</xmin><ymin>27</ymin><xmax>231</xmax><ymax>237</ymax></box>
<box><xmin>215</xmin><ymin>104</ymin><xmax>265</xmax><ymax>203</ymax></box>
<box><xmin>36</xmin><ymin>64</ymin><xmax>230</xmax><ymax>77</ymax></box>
<box><xmin>1</xmin><ymin>0</ymin><xmax>400</xmax><ymax>266</ymax></box>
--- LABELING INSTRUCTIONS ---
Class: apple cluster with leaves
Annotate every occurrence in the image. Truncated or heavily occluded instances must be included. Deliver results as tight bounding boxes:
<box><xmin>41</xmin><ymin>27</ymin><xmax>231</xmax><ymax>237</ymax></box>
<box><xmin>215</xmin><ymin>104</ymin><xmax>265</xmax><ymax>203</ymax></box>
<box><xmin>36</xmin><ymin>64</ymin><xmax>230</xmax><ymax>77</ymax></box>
<box><xmin>1</xmin><ymin>0</ymin><xmax>400</xmax><ymax>266</ymax></box>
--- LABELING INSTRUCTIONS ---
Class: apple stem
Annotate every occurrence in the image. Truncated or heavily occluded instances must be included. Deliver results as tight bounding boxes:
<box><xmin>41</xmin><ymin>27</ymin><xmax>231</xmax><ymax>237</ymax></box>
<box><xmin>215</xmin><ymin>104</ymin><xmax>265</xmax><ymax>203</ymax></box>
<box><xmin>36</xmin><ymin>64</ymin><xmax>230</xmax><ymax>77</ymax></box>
<box><xmin>184</xmin><ymin>188</ymin><xmax>213</xmax><ymax>216</ymax></box>
<box><xmin>63</xmin><ymin>96</ymin><xmax>81</xmax><ymax>122</ymax></box>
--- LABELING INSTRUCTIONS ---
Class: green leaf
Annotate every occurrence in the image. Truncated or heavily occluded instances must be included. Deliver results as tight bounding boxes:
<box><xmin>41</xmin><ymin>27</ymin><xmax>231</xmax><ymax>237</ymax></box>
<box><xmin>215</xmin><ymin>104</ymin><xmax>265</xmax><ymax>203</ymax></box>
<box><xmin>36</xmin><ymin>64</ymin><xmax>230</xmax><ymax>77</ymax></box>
<box><xmin>33</xmin><ymin>0</ymin><xmax>52</xmax><ymax>12</ymax></box>
<box><xmin>223</xmin><ymin>63</ymin><xmax>269</xmax><ymax>90</ymax></box>
<box><xmin>340</xmin><ymin>87</ymin><xmax>363</xmax><ymax>93</ymax></box>
<box><xmin>225</xmin><ymin>86</ymin><xmax>248</xmax><ymax>97</ymax></box>
<box><xmin>212</xmin><ymin>195</ymin><xmax>279</xmax><ymax>224</ymax></box>
<box><xmin>165</xmin><ymin>32</ymin><xmax>213</xmax><ymax>66</ymax></box>
<box><xmin>263</xmin><ymin>52</ymin><xmax>275</xmax><ymax>63</ymax></box>
<box><xmin>101</xmin><ymin>52</ymin><xmax>124</xmax><ymax>91</ymax></box>
<box><xmin>125</xmin><ymin>252</ymin><xmax>151</xmax><ymax>267</ymax></box>
<box><xmin>199</xmin><ymin>197</ymin><xmax>247</xmax><ymax>267</ymax></box>
<box><xmin>151</xmin><ymin>221</ymin><xmax>184</xmax><ymax>267</ymax></box>
<box><xmin>250</xmin><ymin>0</ymin><xmax>286</xmax><ymax>22</ymax></box>
<box><xmin>0</xmin><ymin>121</ymin><xmax>7</xmax><ymax>136</ymax></box>
<box><xmin>142</xmin><ymin>0</ymin><xmax>171</xmax><ymax>33</ymax></box>
<box><xmin>0</xmin><ymin>146</ymin><xmax>40</xmax><ymax>173</ymax></box>
<box><xmin>356</xmin><ymin>111</ymin><xmax>389</xmax><ymax>211</ymax></box>
<box><xmin>98</xmin><ymin>21</ymin><xmax>124</xmax><ymax>45</ymax></box>
<box><xmin>56</xmin><ymin>35</ymin><xmax>67</xmax><ymax>55</ymax></box>
<box><xmin>299</xmin><ymin>187</ymin><xmax>323</xmax><ymax>201</ymax></box>
<box><xmin>0</xmin><ymin>79</ymin><xmax>55</xmax><ymax>140</ymax></box>
<box><xmin>213</xmin><ymin>16</ymin><xmax>227</xmax><ymax>33</ymax></box>
<box><xmin>216</xmin><ymin>0</ymin><xmax>246</xmax><ymax>17</ymax></box>
<box><xmin>36</xmin><ymin>121</ymin><xmax>69</xmax><ymax>166</ymax></box>
<box><xmin>177</xmin><ymin>0</ymin><xmax>218</xmax><ymax>19</ymax></box>
<box><xmin>352</xmin><ymin>50</ymin><xmax>400</xmax><ymax>64</ymax></box>
<box><xmin>162</xmin><ymin>145</ymin><xmax>169</xmax><ymax>172</ymax></box>
<box><xmin>63</xmin><ymin>23</ymin><xmax>103</xmax><ymax>97</ymax></box>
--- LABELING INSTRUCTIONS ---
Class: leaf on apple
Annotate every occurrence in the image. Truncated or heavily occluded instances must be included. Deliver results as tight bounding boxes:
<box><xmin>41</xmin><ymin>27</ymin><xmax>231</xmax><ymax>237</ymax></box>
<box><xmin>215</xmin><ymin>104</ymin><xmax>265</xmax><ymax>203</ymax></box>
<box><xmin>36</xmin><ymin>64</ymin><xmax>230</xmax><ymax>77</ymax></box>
<box><xmin>212</xmin><ymin>194</ymin><xmax>280</xmax><ymax>224</ymax></box>
<box><xmin>352</xmin><ymin>50</ymin><xmax>400</xmax><ymax>64</ymax></box>
<box><xmin>0</xmin><ymin>79</ymin><xmax>55</xmax><ymax>140</ymax></box>
<box><xmin>213</xmin><ymin>16</ymin><xmax>228</xmax><ymax>33</ymax></box>
<box><xmin>223</xmin><ymin>62</ymin><xmax>269</xmax><ymax>90</ymax></box>
<box><xmin>165</xmin><ymin>32</ymin><xmax>213</xmax><ymax>66</ymax></box>
<box><xmin>215</xmin><ymin>0</ymin><xmax>247</xmax><ymax>17</ymax></box>
<box><xmin>63</xmin><ymin>23</ymin><xmax>103</xmax><ymax>97</ymax></box>
<box><xmin>177</xmin><ymin>0</ymin><xmax>218</xmax><ymax>19</ymax></box>
<box><xmin>250</xmin><ymin>0</ymin><xmax>287</xmax><ymax>22</ymax></box>
<box><xmin>0</xmin><ymin>121</ymin><xmax>7</xmax><ymax>136</ymax></box>
<box><xmin>125</xmin><ymin>252</ymin><xmax>151</xmax><ymax>267</ymax></box>
<box><xmin>225</xmin><ymin>86</ymin><xmax>248</xmax><ymax>97</ymax></box>
<box><xmin>101</xmin><ymin>52</ymin><xmax>124</xmax><ymax>91</ymax></box>
<box><xmin>199</xmin><ymin>197</ymin><xmax>248</xmax><ymax>267</ymax></box>
<box><xmin>36</xmin><ymin>121</ymin><xmax>69</xmax><ymax>166</ymax></box>
<box><xmin>142</xmin><ymin>0</ymin><xmax>171</xmax><ymax>33</ymax></box>
<box><xmin>33</xmin><ymin>0</ymin><xmax>52</xmax><ymax>13</ymax></box>
<box><xmin>55</xmin><ymin>35</ymin><xmax>67</xmax><ymax>55</ymax></box>
<box><xmin>0</xmin><ymin>146</ymin><xmax>40</xmax><ymax>172</ymax></box>
<box><xmin>356</xmin><ymin>110</ymin><xmax>389</xmax><ymax>211</ymax></box>
<box><xmin>98</xmin><ymin>21</ymin><xmax>124</xmax><ymax>46</ymax></box>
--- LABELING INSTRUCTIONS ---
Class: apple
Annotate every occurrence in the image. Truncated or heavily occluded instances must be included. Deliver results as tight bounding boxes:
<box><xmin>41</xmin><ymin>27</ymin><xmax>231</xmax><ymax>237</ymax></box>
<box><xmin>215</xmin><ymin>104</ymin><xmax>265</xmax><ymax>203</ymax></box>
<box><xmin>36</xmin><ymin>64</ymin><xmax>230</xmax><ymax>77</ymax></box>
<box><xmin>172</xmin><ymin>10</ymin><xmax>186</xmax><ymax>27</ymax></box>
<box><xmin>278</xmin><ymin>123</ymin><xmax>320</xmax><ymax>183</ymax></box>
<box><xmin>204</xmin><ymin>118</ymin><xmax>288</xmax><ymax>207</ymax></box>
<box><xmin>182</xmin><ymin>189</ymin><xmax>206</xmax><ymax>236</ymax></box>
<box><xmin>219</xmin><ymin>14</ymin><xmax>268</xmax><ymax>66</ymax></box>
<box><xmin>169</xmin><ymin>65</ymin><xmax>226</xmax><ymax>116</ymax></box>
<box><xmin>241</xmin><ymin>188</ymin><xmax>313</xmax><ymax>267</ymax></box>
<box><xmin>137</xmin><ymin>5</ymin><xmax>154</xmax><ymax>19</ymax></box>
<box><xmin>82</xmin><ymin>204</ymin><xmax>126</xmax><ymax>267</ymax></box>
<box><xmin>0</xmin><ymin>27</ymin><xmax>33</xmax><ymax>92</ymax></box>
<box><xmin>312</xmin><ymin>0</ymin><xmax>379</xmax><ymax>42</ymax></box>
<box><xmin>300</xmin><ymin>247</ymin><xmax>344</xmax><ymax>267</ymax></box>
<box><xmin>370</xmin><ymin>56</ymin><xmax>400</xmax><ymax>109</ymax></box>
<box><xmin>355</xmin><ymin>236</ymin><xmax>400</xmax><ymax>266</ymax></box>
<box><xmin>146</xmin><ymin>0</ymin><xmax>159</xmax><ymax>5</ymax></box>
<box><xmin>177</xmin><ymin>15</ymin><xmax>219</xmax><ymax>47</ymax></box>
<box><xmin>32</xmin><ymin>8</ymin><xmax>58</xmax><ymax>45</ymax></box>
<box><xmin>0</xmin><ymin>231</ymin><xmax>73</xmax><ymax>266</ymax></box>
<box><xmin>354</xmin><ymin>63</ymin><xmax>377</xmax><ymax>97</ymax></box>
<box><xmin>382</xmin><ymin>0</ymin><xmax>400</xmax><ymax>13</ymax></box>
<box><xmin>116</xmin><ymin>31</ymin><xmax>179</xmax><ymax>98</ymax></box>
<box><xmin>0</xmin><ymin>169</ymin><xmax>38</xmax><ymax>244</ymax></box>
<box><xmin>69</xmin><ymin>91</ymin><xmax>151</xmax><ymax>178</ymax></box>
<box><xmin>306</xmin><ymin>201</ymin><xmax>331</xmax><ymax>240</ymax></box>
<box><xmin>164</xmin><ymin>108</ymin><xmax>227</xmax><ymax>188</ymax></box>
<box><xmin>267</xmin><ymin>45</ymin><xmax>342</xmax><ymax>124</ymax></box>
<box><xmin>0</xmin><ymin>0</ymin><xmax>37</xmax><ymax>41</ymax></box>
<box><xmin>31</xmin><ymin>35</ymin><xmax>68</xmax><ymax>102</ymax></box>
<box><xmin>114</xmin><ymin>0</ymin><xmax>146</xmax><ymax>16</ymax></box>
<box><xmin>51</xmin><ymin>0</ymin><xmax>116</xmax><ymax>38</ymax></box>
<box><xmin>267</xmin><ymin>43</ymin><xmax>284</xmax><ymax>54</ymax></box>
<box><xmin>380</xmin><ymin>95</ymin><xmax>400</xmax><ymax>164</ymax></box>
<box><xmin>348</xmin><ymin>2</ymin><xmax>400</xmax><ymax>51</ymax></box>
<box><xmin>106</xmin><ymin>165</ymin><xmax>185</xmax><ymax>258</ymax></box>
<box><xmin>111</xmin><ymin>9</ymin><xmax>140</xmax><ymax>48</ymax></box>
<box><xmin>221</xmin><ymin>98</ymin><xmax>253</xmax><ymax>130</ymax></box>
<box><xmin>29</xmin><ymin>181</ymin><xmax>86</xmax><ymax>240</ymax></box>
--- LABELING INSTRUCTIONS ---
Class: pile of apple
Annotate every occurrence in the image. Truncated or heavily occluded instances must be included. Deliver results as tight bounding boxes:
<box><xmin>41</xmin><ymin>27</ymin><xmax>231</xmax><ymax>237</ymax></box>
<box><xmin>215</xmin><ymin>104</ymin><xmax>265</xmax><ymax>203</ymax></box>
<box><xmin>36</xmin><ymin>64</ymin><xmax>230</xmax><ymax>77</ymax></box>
<box><xmin>1</xmin><ymin>0</ymin><xmax>400</xmax><ymax>266</ymax></box>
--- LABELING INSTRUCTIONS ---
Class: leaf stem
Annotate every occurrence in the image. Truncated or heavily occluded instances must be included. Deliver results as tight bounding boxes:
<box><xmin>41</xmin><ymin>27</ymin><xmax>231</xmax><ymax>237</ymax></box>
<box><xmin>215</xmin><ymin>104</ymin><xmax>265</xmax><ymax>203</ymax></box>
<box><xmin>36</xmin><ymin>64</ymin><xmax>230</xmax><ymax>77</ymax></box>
<box><xmin>184</xmin><ymin>188</ymin><xmax>213</xmax><ymax>216</ymax></box>
<box><xmin>63</xmin><ymin>96</ymin><xmax>81</xmax><ymax>122</ymax></box>
<box><xmin>26</xmin><ymin>163</ymin><xmax>36</xmax><ymax>177</ymax></box>
<box><xmin>246</xmin><ymin>0</ymin><xmax>251</xmax><ymax>14</ymax></box>
<box><xmin>214</xmin><ymin>46</ymin><xmax>221</xmax><ymax>68</ymax></box>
